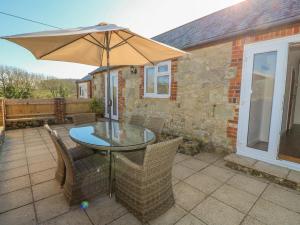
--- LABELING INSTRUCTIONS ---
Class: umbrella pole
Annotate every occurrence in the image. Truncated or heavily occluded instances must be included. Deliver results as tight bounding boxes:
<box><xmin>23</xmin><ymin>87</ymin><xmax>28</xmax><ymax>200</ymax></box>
<box><xmin>106</xmin><ymin>32</ymin><xmax>112</xmax><ymax>124</ymax></box>
<box><xmin>105</xmin><ymin>32</ymin><xmax>114</xmax><ymax>198</ymax></box>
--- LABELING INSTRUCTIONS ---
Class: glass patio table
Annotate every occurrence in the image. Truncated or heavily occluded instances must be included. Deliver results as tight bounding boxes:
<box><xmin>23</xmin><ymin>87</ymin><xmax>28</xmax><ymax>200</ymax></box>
<box><xmin>69</xmin><ymin>121</ymin><xmax>156</xmax><ymax>197</ymax></box>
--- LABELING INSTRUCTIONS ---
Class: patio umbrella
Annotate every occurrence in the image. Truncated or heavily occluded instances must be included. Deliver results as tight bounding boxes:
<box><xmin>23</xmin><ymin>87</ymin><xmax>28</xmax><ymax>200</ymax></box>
<box><xmin>1</xmin><ymin>22</ymin><xmax>187</xmax><ymax>122</ymax></box>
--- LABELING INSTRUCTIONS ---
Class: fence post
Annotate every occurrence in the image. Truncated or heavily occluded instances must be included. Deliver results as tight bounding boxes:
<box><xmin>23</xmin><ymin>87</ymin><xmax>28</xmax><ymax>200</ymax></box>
<box><xmin>0</xmin><ymin>98</ymin><xmax>5</xmax><ymax>129</ymax></box>
<box><xmin>54</xmin><ymin>97</ymin><xmax>66</xmax><ymax>124</ymax></box>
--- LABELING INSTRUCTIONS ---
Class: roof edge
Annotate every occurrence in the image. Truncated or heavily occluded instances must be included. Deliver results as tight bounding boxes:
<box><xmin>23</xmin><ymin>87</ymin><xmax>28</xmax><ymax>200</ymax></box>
<box><xmin>182</xmin><ymin>15</ymin><xmax>300</xmax><ymax>50</ymax></box>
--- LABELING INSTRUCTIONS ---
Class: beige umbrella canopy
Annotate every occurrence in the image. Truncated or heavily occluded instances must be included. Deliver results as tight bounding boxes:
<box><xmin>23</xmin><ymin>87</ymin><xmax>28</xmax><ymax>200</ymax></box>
<box><xmin>2</xmin><ymin>23</ymin><xmax>186</xmax><ymax>66</ymax></box>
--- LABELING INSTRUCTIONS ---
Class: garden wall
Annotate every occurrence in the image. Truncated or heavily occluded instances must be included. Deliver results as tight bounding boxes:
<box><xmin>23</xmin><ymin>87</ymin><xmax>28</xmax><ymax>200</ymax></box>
<box><xmin>0</xmin><ymin>98</ymin><xmax>92</xmax><ymax>129</ymax></box>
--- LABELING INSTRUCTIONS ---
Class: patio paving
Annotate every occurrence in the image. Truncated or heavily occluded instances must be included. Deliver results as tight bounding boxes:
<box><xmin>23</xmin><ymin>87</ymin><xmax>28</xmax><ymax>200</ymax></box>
<box><xmin>0</xmin><ymin>127</ymin><xmax>300</xmax><ymax>225</ymax></box>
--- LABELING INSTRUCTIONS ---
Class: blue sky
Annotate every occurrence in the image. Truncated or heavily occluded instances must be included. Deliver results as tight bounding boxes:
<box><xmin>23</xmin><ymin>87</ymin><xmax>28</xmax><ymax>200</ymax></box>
<box><xmin>0</xmin><ymin>0</ymin><xmax>244</xmax><ymax>79</ymax></box>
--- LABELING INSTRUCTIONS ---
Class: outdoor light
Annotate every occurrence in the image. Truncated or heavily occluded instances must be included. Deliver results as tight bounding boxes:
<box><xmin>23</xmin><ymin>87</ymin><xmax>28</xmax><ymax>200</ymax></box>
<box><xmin>130</xmin><ymin>66</ymin><xmax>137</xmax><ymax>74</ymax></box>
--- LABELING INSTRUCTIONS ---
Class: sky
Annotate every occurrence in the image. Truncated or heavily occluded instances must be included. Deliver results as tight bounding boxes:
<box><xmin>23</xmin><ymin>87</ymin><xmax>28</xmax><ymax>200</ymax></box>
<box><xmin>0</xmin><ymin>0</ymin><xmax>244</xmax><ymax>79</ymax></box>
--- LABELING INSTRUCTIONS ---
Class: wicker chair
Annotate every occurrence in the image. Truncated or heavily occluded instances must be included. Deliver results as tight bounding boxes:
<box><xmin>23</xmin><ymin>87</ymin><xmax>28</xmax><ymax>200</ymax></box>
<box><xmin>145</xmin><ymin>117</ymin><xmax>165</xmax><ymax>140</ymax></box>
<box><xmin>73</xmin><ymin>113</ymin><xmax>96</xmax><ymax>125</ymax></box>
<box><xmin>50</xmin><ymin>130</ymin><xmax>109</xmax><ymax>205</ymax></box>
<box><xmin>44</xmin><ymin>124</ymin><xmax>94</xmax><ymax>185</ymax></box>
<box><xmin>114</xmin><ymin>137</ymin><xmax>183</xmax><ymax>223</ymax></box>
<box><xmin>129</xmin><ymin>115</ymin><xmax>145</xmax><ymax>127</ymax></box>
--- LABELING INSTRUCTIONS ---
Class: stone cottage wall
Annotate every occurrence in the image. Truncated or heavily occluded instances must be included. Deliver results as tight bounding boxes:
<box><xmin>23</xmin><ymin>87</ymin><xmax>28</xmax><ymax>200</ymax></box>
<box><xmin>92</xmin><ymin>74</ymin><xmax>105</xmax><ymax>101</ymax></box>
<box><xmin>123</xmin><ymin>42</ymin><xmax>236</xmax><ymax>152</ymax></box>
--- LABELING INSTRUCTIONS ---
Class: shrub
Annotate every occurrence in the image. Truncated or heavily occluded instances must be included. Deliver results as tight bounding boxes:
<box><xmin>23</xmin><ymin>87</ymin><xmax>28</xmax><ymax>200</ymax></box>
<box><xmin>90</xmin><ymin>98</ymin><xmax>104</xmax><ymax>116</ymax></box>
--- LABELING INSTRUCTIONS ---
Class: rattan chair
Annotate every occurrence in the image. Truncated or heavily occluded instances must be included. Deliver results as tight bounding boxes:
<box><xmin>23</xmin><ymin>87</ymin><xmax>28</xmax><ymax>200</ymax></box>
<box><xmin>50</xmin><ymin>130</ymin><xmax>109</xmax><ymax>205</ymax></box>
<box><xmin>73</xmin><ymin>113</ymin><xmax>96</xmax><ymax>125</ymax></box>
<box><xmin>145</xmin><ymin>117</ymin><xmax>165</xmax><ymax>140</ymax></box>
<box><xmin>44</xmin><ymin>124</ymin><xmax>94</xmax><ymax>185</ymax></box>
<box><xmin>114</xmin><ymin>137</ymin><xmax>183</xmax><ymax>223</ymax></box>
<box><xmin>129</xmin><ymin>115</ymin><xmax>145</xmax><ymax>127</ymax></box>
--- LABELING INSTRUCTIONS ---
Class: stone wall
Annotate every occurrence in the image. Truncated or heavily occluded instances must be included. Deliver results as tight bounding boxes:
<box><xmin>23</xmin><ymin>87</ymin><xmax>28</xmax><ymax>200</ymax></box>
<box><xmin>123</xmin><ymin>42</ymin><xmax>236</xmax><ymax>152</ymax></box>
<box><xmin>92</xmin><ymin>74</ymin><xmax>105</xmax><ymax>101</ymax></box>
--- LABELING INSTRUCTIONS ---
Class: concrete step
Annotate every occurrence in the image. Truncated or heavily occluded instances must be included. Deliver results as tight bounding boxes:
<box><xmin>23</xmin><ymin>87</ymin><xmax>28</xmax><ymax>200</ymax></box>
<box><xmin>224</xmin><ymin>153</ymin><xmax>300</xmax><ymax>191</ymax></box>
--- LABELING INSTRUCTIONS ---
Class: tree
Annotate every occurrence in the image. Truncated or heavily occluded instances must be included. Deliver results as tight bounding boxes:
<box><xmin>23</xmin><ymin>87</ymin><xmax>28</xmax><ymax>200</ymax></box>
<box><xmin>40</xmin><ymin>78</ymin><xmax>75</xmax><ymax>98</ymax></box>
<box><xmin>0</xmin><ymin>65</ymin><xmax>41</xmax><ymax>99</ymax></box>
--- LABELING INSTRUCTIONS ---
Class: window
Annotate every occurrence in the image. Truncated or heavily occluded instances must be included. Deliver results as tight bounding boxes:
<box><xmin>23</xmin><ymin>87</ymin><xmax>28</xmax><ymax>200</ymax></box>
<box><xmin>144</xmin><ymin>61</ymin><xmax>171</xmax><ymax>98</ymax></box>
<box><xmin>79</xmin><ymin>83</ymin><xmax>88</xmax><ymax>98</ymax></box>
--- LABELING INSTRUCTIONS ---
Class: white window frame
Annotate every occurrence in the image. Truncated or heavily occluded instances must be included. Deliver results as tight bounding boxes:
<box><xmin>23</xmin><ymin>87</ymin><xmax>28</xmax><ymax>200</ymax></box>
<box><xmin>79</xmin><ymin>83</ymin><xmax>88</xmax><ymax>98</ymax></box>
<box><xmin>144</xmin><ymin>60</ymin><xmax>171</xmax><ymax>98</ymax></box>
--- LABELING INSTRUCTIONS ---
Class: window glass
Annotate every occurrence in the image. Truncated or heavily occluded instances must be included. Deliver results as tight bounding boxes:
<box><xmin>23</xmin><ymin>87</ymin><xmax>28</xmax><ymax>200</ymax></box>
<box><xmin>247</xmin><ymin>51</ymin><xmax>277</xmax><ymax>151</ymax></box>
<box><xmin>158</xmin><ymin>64</ymin><xmax>168</xmax><ymax>73</ymax></box>
<box><xmin>157</xmin><ymin>75</ymin><xmax>169</xmax><ymax>94</ymax></box>
<box><xmin>146</xmin><ymin>67</ymin><xmax>155</xmax><ymax>93</ymax></box>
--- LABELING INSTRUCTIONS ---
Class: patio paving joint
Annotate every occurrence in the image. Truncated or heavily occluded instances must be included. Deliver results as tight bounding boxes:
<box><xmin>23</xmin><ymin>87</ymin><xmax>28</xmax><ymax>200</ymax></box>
<box><xmin>23</xmin><ymin>131</ymin><xmax>39</xmax><ymax>225</ymax></box>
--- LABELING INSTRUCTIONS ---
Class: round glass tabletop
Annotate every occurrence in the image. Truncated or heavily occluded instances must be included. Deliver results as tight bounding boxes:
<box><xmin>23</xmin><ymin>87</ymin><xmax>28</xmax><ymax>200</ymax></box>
<box><xmin>69</xmin><ymin>121</ymin><xmax>156</xmax><ymax>151</ymax></box>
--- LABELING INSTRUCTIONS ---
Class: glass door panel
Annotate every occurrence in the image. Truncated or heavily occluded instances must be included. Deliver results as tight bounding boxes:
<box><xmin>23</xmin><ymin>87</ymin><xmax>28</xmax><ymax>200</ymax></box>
<box><xmin>105</xmin><ymin>72</ymin><xmax>118</xmax><ymax>120</ymax></box>
<box><xmin>112</xmin><ymin>75</ymin><xmax>118</xmax><ymax>118</ymax></box>
<box><xmin>247</xmin><ymin>51</ymin><xmax>277</xmax><ymax>151</ymax></box>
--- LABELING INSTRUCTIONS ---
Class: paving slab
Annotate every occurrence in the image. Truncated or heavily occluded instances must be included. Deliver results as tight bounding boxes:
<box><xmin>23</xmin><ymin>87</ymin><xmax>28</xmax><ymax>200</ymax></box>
<box><xmin>32</xmin><ymin>179</ymin><xmax>62</xmax><ymax>201</ymax></box>
<box><xmin>241</xmin><ymin>216</ymin><xmax>267</xmax><ymax>225</ymax></box>
<box><xmin>0</xmin><ymin>165</ymin><xmax>28</xmax><ymax>181</ymax></box>
<box><xmin>109</xmin><ymin>213</ymin><xmax>142</xmax><ymax>225</ymax></box>
<box><xmin>194</xmin><ymin>152</ymin><xmax>223</xmax><ymax>164</ymax></box>
<box><xmin>0</xmin><ymin>204</ymin><xmax>36</xmax><ymax>225</ymax></box>
<box><xmin>172</xmin><ymin>164</ymin><xmax>195</xmax><ymax>180</ymax></box>
<box><xmin>85</xmin><ymin>196</ymin><xmax>127</xmax><ymax>225</ymax></box>
<box><xmin>174</xmin><ymin>182</ymin><xmax>206</xmax><ymax>211</ymax></box>
<box><xmin>0</xmin><ymin>152</ymin><xmax>27</xmax><ymax>163</ymax></box>
<box><xmin>250</xmin><ymin>198</ymin><xmax>300</xmax><ymax>225</ymax></box>
<box><xmin>174</xmin><ymin>214</ymin><xmax>206</xmax><ymax>225</ymax></box>
<box><xmin>261</xmin><ymin>184</ymin><xmax>300</xmax><ymax>213</ymax></box>
<box><xmin>0</xmin><ymin>158</ymin><xmax>27</xmax><ymax>172</ymax></box>
<box><xmin>149</xmin><ymin>205</ymin><xmax>187</xmax><ymax>225</ymax></box>
<box><xmin>26</xmin><ymin>149</ymin><xmax>50</xmax><ymax>158</ymax></box>
<box><xmin>191</xmin><ymin>197</ymin><xmax>245</xmax><ymax>225</ymax></box>
<box><xmin>185</xmin><ymin>173</ymin><xmax>223</xmax><ymax>194</ymax></box>
<box><xmin>0</xmin><ymin>187</ymin><xmax>33</xmax><ymax>213</ymax></box>
<box><xmin>40</xmin><ymin>209</ymin><xmax>92</xmax><ymax>225</ymax></box>
<box><xmin>35</xmin><ymin>193</ymin><xmax>70</xmax><ymax>223</ymax></box>
<box><xmin>178</xmin><ymin>158</ymin><xmax>208</xmax><ymax>171</ymax></box>
<box><xmin>226</xmin><ymin>174</ymin><xmax>268</xmax><ymax>196</ymax></box>
<box><xmin>172</xmin><ymin>177</ymin><xmax>180</xmax><ymax>186</ymax></box>
<box><xmin>200</xmin><ymin>165</ymin><xmax>235</xmax><ymax>182</ymax></box>
<box><xmin>213</xmin><ymin>158</ymin><xmax>228</xmax><ymax>169</ymax></box>
<box><xmin>28</xmin><ymin>160</ymin><xmax>56</xmax><ymax>174</ymax></box>
<box><xmin>212</xmin><ymin>184</ymin><xmax>258</xmax><ymax>213</ymax></box>
<box><xmin>30</xmin><ymin>168</ymin><xmax>56</xmax><ymax>185</ymax></box>
<box><xmin>27</xmin><ymin>153</ymin><xmax>54</xmax><ymax>165</ymax></box>
<box><xmin>0</xmin><ymin>175</ymin><xmax>30</xmax><ymax>195</ymax></box>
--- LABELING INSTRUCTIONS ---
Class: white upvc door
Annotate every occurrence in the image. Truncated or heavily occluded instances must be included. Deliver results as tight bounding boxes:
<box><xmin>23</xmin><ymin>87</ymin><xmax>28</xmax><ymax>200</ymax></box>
<box><xmin>105</xmin><ymin>71</ymin><xmax>118</xmax><ymax>120</ymax></box>
<box><xmin>237</xmin><ymin>38</ymin><xmax>290</xmax><ymax>166</ymax></box>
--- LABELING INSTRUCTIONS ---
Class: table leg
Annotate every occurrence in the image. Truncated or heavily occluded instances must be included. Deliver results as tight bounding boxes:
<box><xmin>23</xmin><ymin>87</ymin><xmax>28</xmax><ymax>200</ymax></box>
<box><xmin>108</xmin><ymin>150</ymin><xmax>113</xmax><ymax>198</ymax></box>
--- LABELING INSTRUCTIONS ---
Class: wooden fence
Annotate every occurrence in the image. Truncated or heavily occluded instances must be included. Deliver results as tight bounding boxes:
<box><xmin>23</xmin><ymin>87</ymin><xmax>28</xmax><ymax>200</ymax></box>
<box><xmin>0</xmin><ymin>98</ymin><xmax>92</xmax><ymax>129</ymax></box>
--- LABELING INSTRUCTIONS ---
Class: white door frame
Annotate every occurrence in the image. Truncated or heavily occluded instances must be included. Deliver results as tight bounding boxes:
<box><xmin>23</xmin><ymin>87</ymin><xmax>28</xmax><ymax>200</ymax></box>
<box><xmin>105</xmin><ymin>70</ymin><xmax>118</xmax><ymax>120</ymax></box>
<box><xmin>237</xmin><ymin>34</ymin><xmax>300</xmax><ymax>171</ymax></box>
